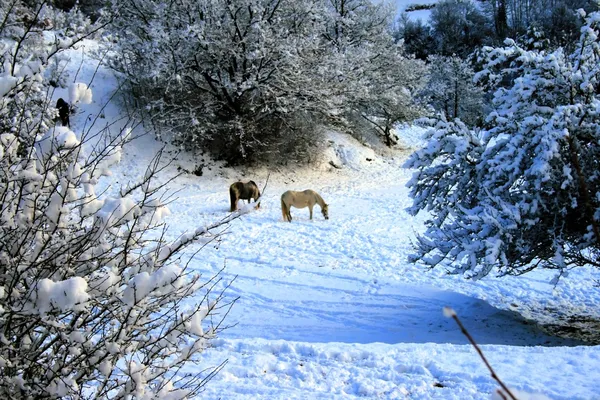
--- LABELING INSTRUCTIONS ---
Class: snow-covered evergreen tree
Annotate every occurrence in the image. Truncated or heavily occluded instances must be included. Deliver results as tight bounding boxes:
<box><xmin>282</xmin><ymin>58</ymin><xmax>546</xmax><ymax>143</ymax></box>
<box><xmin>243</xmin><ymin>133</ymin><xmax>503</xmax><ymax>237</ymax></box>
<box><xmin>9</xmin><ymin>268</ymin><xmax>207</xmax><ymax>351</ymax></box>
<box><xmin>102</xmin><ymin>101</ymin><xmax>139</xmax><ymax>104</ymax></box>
<box><xmin>405</xmin><ymin>9</ymin><xmax>600</xmax><ymax>279</ymax></box>
<box><xmin>0</xmin><ymin>2</ymin><xmax>233</xmax><ymax>397</ymax></box>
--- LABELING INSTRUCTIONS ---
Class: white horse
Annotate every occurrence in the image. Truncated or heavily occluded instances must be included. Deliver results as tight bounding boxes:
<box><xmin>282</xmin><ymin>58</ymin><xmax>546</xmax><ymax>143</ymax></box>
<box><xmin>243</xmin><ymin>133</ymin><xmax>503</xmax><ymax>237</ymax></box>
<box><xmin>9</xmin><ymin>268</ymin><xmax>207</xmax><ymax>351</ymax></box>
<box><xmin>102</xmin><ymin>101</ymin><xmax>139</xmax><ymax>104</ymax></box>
<box><xmin>281</xmin><ymin>189</ymin><xmax>329</xmax><ymax>222</ymax></box>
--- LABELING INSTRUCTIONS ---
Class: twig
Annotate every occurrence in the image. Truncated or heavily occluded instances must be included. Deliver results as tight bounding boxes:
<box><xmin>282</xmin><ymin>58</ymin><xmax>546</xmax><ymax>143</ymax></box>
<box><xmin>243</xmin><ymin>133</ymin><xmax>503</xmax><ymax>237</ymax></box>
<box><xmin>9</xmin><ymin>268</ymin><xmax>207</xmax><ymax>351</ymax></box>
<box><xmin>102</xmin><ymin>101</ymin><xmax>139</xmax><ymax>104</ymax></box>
<box><xmin>443</xmin><ymin>307</ymin><xmax>518</xmax><ymax>400</ymax></box>
<box><xmin>258</xmin><ymin>171</ymin><xmax>271</xmax><ymax>207</ymax></box>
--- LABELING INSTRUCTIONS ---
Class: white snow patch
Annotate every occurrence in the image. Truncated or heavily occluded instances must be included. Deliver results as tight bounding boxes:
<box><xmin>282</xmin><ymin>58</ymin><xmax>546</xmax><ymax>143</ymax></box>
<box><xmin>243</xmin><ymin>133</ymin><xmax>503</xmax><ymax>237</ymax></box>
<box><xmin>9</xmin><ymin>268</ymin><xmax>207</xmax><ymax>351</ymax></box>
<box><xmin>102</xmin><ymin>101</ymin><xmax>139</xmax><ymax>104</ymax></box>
<box><xmin>30</xmin><ymin>277</ymin><xmax>89</xmax><ymax>314</ymax></box>
<box><xmin>69</xmin><ymin>82</ymin><xmax>92</xmax><ymax>105</ymax></box>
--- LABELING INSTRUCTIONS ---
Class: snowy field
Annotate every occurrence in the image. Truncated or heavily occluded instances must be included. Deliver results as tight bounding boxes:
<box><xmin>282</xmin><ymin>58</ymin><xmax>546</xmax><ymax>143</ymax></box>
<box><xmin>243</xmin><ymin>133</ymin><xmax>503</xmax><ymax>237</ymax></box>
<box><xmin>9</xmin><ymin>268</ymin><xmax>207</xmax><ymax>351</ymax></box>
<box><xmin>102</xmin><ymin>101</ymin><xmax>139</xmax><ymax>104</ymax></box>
<box><xmin>60</xmin><ymin>40</ymin><xmax>600</xmax><ymax>399</ymax></box>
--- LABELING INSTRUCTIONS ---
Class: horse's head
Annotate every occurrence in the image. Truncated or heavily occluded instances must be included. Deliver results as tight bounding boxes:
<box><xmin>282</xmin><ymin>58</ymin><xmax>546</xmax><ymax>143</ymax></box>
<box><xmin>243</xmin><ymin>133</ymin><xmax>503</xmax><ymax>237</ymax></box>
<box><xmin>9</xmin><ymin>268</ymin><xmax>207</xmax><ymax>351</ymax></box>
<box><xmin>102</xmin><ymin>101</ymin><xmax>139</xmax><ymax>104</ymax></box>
<box><xmin>322</xmin><ymin>204</ymin><xmax>329</xmax><ymax>220</ymax></box>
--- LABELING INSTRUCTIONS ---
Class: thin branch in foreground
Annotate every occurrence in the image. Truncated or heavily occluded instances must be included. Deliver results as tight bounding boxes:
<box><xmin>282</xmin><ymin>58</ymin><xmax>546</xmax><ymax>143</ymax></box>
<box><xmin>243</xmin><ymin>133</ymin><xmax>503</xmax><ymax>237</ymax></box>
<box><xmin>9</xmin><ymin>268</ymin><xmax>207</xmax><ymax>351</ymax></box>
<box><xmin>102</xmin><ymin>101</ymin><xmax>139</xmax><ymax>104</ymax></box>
<box><xmin>443</xmin><ymin>307</ymin><xmax>518</xmax><ymax>400</ymax></box>
<box><xmin>256</xmin><ymin>171</ymin><xmax>271</xmax><ymax>208</ymax></box>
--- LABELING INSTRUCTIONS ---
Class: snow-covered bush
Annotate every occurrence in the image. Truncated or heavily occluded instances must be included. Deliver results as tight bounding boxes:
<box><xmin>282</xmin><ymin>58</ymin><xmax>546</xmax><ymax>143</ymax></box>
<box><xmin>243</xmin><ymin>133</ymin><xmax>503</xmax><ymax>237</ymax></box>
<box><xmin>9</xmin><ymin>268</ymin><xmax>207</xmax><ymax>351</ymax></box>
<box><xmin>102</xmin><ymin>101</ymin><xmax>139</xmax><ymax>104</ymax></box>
<box><xmin>0</xmin><ymin>2</ymin><xmax>233</xmax><ymax>397</ymax></box>
<box><xmin>1</xmin><ymin>119</ymin><xmax>235</xmax><ymax>398</ymax></box>
<box><xmin>109</xmin><ymin>0</ymin><xmax>330</xmax><ymax>165</ymax></box>
<box><xmin>405</xmin><ymin>9</ymin><xmax>600</xmax><ymax>279</ymax></box>
<box><xmin>109</xmin><ymin>0</ymin><xmax>426</xmax><ymax>164</ymax></box>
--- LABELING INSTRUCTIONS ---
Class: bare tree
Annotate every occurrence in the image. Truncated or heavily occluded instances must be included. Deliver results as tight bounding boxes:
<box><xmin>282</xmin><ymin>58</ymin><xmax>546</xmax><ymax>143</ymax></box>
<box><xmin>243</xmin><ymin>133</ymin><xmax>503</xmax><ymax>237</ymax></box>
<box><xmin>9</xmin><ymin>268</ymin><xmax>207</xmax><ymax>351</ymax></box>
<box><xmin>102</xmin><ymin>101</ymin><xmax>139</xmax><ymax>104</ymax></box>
<box><xmin>0</xmin><ymin>2</ymin><xmax>235</xmax><ymax>397</ymax></box>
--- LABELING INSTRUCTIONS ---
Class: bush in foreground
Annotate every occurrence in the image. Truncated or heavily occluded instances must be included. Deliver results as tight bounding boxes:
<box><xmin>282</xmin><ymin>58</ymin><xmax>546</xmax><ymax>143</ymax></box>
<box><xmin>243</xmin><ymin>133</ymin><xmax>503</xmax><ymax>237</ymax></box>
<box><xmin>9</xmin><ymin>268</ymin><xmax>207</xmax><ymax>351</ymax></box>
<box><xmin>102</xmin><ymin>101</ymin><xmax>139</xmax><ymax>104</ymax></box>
<box><xmin>0</xmin><ymin>1</ymin><xmax>233</xmax><ymax>397</ymax></box>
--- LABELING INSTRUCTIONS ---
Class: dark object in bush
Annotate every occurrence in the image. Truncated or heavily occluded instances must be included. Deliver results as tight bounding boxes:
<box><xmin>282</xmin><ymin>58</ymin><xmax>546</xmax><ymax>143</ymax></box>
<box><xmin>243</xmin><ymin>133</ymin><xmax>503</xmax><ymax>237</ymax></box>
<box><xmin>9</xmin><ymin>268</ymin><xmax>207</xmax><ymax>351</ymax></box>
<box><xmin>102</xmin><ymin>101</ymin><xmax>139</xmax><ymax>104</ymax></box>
<box><xmin>56</xmin><ymin>98</ymin><xmax>70</xmax><ymax>127</ymax></box>
<box><xmin>405</xmin><ymin>3</ymin><xmax>436</xmax><ymax>12</ymax></box>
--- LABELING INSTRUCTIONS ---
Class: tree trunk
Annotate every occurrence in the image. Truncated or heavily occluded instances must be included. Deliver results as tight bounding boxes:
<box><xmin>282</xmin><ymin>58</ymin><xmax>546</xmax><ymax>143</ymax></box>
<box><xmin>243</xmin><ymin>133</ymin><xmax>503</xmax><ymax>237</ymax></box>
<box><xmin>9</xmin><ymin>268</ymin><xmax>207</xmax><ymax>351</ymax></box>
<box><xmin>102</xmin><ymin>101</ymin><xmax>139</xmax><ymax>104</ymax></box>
<box><xmin>567</xmin><ymin>134</ymin><xmax>600</xmax><ymax>248</ymax></box>
<box><xmin>496</xmin><ymin>0</ymin><xmax>509</xmax><ymax>38</ymax></box>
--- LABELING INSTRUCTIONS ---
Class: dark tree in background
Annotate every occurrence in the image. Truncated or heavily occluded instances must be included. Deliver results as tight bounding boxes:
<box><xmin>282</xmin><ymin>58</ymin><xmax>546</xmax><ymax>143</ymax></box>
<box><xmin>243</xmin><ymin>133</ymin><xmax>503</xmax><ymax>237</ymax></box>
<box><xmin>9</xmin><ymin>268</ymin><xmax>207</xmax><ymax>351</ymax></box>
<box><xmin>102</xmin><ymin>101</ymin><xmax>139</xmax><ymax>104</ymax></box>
<box><xmin>422</xmin><ymin>55</ymin><xmax>483</xmax><ymax>126</ymax></box>
<box><xmin>429</xmin><ymin>0</ymin><xmax>491</xmax><ymax>57</ymax></box>
<box><xmin>394</xmin><ymin>14</ymin><xmax>436</xmax><ymax>60</ymax></box>
<box><xmin>399</xmin><ymin>0</ymin><xmax>599</xmax><ymax>60</ymax></box>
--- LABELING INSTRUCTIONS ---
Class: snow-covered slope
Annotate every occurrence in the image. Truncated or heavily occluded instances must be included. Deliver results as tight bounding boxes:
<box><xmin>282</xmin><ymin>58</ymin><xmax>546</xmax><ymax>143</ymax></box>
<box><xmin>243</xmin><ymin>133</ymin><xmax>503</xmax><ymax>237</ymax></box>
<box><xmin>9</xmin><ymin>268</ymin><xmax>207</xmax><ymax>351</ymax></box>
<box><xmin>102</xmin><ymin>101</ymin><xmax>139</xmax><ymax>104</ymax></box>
<box><xmin>65</xmin><ymin>40</ymin><xmax>600</xmax><ymax>400</ymax></box>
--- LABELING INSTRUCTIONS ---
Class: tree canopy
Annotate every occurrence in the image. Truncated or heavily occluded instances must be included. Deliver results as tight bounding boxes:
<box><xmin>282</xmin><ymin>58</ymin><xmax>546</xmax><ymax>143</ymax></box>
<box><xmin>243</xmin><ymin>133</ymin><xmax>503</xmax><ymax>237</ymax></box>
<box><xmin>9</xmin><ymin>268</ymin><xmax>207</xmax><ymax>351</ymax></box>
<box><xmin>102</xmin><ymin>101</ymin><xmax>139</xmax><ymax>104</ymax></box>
<box><xmin>110</xmin><ymin>0</ymin><xmax>426</xmax><ymax>164</ymax></box>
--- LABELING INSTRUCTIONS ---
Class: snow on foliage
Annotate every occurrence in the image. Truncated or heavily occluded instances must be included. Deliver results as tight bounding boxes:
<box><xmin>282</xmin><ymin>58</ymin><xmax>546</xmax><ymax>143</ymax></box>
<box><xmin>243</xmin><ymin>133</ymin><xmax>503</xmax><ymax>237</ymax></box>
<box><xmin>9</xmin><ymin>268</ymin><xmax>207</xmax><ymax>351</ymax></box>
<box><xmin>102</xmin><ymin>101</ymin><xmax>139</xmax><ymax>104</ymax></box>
<box><xmin>69</xmin><ymin>82</ymin><xmax>93</xmax><ymax>105</ymax></box>
<box><xmin>0</xmin><ymin>3</ymin><xmax>237</xmax><ymax>398</ymax></box>
<box><xmin>29</xmin><ymin>277</ymin><xmax>89</xmax><ymax>314</ymax></box>
<box><xmin>405</xmin><ymin>9</ymin><xmax>600</xmax><ymax>279</ymax></box>
<box><xmin>443</xmin><ymin>306</ymin><xmax>457</xmax><ymax>318</ymax></box>
<box><xmin>110</xmin><ymin>0</ymin><xmax>426</xmax><ymax>164</ymax></box>
<box><xmin>35</xmin><ymin>126</ymin><xmax>79</xmax><ymax>160</ymax></box>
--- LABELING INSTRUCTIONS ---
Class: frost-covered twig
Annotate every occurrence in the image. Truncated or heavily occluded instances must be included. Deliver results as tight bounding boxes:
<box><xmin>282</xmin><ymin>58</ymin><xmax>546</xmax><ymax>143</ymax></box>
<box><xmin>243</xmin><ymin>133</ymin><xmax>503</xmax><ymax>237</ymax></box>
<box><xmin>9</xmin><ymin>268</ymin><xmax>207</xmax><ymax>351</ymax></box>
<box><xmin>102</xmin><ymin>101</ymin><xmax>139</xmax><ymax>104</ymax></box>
<box><xmin>256</xmin><ymin>171</ymin><xmax>271</xmax><ymax>208</ymax></box>
<box><xmin>443</xmin><ymin>307</ymin><xmax>518</xmax><ymax>400</ymax></box>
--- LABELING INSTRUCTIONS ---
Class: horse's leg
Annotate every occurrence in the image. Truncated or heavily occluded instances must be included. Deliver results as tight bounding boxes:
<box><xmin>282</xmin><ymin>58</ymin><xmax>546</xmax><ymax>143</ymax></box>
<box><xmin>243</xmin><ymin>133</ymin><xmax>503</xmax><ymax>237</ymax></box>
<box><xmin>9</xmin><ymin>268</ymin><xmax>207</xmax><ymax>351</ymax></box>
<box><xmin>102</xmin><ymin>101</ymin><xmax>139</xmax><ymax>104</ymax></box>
<box><xmin>230</xmin><ymin>191</ymin><xmax>237</xmax><ymax>212</ymax></box>
<box><xmin>309</xmin><ymin>204</ymin><xmax>313</xmax><ymax>220</ymax></box>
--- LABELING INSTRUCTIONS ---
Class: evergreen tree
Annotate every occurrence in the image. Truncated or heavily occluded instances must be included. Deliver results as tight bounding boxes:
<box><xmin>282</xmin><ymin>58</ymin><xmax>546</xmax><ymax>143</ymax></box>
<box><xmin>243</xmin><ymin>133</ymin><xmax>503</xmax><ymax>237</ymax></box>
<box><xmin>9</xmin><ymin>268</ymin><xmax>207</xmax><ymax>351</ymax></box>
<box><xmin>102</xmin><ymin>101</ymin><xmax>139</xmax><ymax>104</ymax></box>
<box><xmin>405</xmin><ymin>10</ymin><xmax>600</xmax><ymax>279</ymax></box>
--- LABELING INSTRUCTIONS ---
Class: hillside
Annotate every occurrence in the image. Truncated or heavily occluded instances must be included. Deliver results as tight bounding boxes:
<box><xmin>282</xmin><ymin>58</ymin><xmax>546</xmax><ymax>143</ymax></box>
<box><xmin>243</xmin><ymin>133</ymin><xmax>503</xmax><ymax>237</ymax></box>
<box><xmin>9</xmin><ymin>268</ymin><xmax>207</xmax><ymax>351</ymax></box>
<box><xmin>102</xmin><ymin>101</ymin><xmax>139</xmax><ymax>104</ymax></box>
<box><xmin>58</xmin><ymin>39</ymin><xmax>600</xmax><ymax>399</ymax></box>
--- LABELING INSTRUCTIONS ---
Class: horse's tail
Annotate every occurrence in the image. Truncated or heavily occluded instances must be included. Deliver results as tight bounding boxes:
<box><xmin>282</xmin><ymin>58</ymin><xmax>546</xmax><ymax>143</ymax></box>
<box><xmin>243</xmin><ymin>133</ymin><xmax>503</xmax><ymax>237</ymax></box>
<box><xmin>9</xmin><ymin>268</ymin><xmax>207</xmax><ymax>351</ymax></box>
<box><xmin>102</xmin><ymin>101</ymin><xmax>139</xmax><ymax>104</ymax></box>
<box><xmin>254</xmin><ymin>185</ymin><xmax>261</xmax><ymax>202</ymax></box>
<box><xmin>230</xmin><ymin>186</ymin><xmax>237</xmax><ymax>212</ymax></box>
<box><xmin>255</xmin><ymin>188</ymin><xmax>261</xmax><ymax>209</ymax></box>
<box><xmin>281</xmin><ymin>195</ymin><xmax>288</xmax><ymax>222</ymax></box>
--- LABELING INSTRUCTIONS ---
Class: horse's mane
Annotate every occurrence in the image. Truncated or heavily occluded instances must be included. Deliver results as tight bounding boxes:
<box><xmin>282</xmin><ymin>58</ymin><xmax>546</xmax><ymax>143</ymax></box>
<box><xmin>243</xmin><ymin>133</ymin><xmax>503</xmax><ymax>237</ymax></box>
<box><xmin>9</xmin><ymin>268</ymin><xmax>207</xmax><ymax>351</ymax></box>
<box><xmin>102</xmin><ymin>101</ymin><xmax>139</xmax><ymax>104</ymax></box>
<box><xmin>312</xmin><ymin>191</ymin><xmax>325</xmax><ymax>206</ymax></box>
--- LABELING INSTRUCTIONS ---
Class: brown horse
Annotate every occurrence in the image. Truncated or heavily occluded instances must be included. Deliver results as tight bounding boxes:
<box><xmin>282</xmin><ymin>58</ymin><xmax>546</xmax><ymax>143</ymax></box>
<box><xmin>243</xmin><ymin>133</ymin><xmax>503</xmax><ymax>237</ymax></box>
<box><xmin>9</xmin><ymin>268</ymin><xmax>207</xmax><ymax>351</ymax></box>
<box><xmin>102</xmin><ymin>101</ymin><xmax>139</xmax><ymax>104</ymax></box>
<box><xmin>230</xmin><ymin>181</ymin><xmax>261</xmax><ymax>211</ymax></box>
<box><xmin>281</xmin><ymin>189</ymin><xmax>329</xmax><ymax>222</ymax></box>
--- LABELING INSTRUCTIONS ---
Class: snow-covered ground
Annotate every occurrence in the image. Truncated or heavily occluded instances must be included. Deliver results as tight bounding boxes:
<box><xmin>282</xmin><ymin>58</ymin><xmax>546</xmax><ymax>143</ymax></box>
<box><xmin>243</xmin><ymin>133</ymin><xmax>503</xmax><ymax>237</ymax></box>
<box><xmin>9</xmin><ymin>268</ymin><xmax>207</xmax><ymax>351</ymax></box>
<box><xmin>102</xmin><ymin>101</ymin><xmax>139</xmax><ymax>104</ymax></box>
<box><xmin>62</xmin><ymin>40</ymin><xmax>600</xmax><ymax>399</ymax></box>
